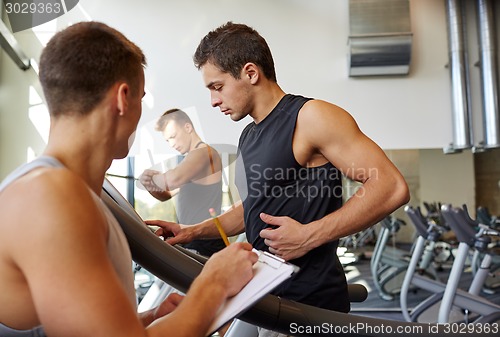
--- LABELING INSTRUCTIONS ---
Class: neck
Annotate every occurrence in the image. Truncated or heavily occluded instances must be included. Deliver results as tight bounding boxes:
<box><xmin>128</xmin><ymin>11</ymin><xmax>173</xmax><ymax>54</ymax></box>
<box><xmin>43</xmin><ymin>115</ymin><xmax>115</xmax><ymax>194</ymax></box>
<box><xmin>250</xmin><ymin>82</ymin><xmax>286</xmax><ymax>124</ymax></box>
<box><xmin>189</xmin><ymin>134</ymin><xmax>203</xmax><ymax>152</ymax></box>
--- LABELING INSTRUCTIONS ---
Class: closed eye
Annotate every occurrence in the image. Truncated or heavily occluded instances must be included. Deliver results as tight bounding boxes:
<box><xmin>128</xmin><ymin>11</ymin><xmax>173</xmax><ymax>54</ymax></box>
<box><xmin>206</xmin><ymin>81</ymin><xmax>223</xmax><ymax>92</ymax></box>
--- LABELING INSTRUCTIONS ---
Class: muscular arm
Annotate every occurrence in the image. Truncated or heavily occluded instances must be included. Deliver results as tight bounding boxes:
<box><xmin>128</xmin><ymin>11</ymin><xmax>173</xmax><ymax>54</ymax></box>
<box><xmin>310</xmin><ymin>101</ymin><xmax>409</xmax><ymax>234</ymax></box>
<box><xmin>153</xmin><ymin>147</ymin><xmax>218</xmax><ymax>190</ymax></box>
<box><xmin>2</xmin><ymin>169</ymin><xmax>255</xmax><ymax>337</ymax></box>
<box><xmin>260</xmin><ymin>100</ymin><xmax>409</xmax><ymax>260</ymax></box>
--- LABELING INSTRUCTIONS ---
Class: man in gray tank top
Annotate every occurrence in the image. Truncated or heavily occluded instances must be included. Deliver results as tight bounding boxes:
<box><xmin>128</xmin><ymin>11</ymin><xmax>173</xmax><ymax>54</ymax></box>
<box><xmin>139</xmin><ymin>108</ymin><xmax>226</xmax><ymax>256</ymax></box>
<box><xmin>149</xmin><ymin>22</ymin><xmax>410</xmax><ymax>337</ymax></box>
<box><xmin>0</xmin><ymin>21</ymin><xmax>257</xmax><ymax>337</ymax></box>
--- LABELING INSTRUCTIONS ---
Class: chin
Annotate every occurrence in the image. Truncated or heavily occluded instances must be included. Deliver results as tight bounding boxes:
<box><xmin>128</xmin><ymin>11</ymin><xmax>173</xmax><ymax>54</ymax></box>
<box><xmin>230</xmin><ymin>113</ymin><xmax>246</xmax><ymax>122</ymax></box>
<box><xmin>128</xmin><ymin>131</ymin><xmax>137</xmax><ymax>149</ymax></box>
<box><xmin>115</xmin><ymin>140</ymin><xmax>134</xmax><ymax>160</ymax></box>
<box><xmin>114</xmin><ymin>149</ymin><xmax>129</xmax><ymax>160</ymax></box>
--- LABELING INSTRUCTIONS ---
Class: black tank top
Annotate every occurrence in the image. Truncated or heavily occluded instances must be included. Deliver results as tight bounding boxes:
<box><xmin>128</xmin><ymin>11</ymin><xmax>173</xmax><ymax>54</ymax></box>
<box><xmin>235</xmin><ymin>94</ymin><xmax>349</xmax><ymax>311</ymax></box>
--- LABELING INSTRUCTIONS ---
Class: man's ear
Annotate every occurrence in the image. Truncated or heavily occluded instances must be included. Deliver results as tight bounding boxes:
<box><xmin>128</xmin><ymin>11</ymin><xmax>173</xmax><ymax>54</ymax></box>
<box><xmin>184</xmin><ymin>122</ymin><xmax>194</xmax><ymax>133</ymax></box>
<box><xmin>116</xmin><ymin>83</ymin><xmax>130</xmax><ymax>116</ymax></box>
<box><xmin>242</xmin><ymin>62</ymin><xmax>259</xmax><ymax>84</ymax></box>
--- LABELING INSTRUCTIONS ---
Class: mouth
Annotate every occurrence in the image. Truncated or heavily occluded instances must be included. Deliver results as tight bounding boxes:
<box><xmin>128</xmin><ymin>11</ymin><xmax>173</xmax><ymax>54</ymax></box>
<box><xmin>221</xmin><ymin>109</ymin><xmax>231</xmax><ymax>115</ymax></box>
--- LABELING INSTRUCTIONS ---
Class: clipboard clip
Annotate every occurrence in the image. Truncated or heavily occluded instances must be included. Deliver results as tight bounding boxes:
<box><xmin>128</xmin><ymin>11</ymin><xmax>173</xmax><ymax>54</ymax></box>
<box><xmin>254</xmin><ymin>249</ymin><xmax>300</xmax><ymax>273</ymax></box>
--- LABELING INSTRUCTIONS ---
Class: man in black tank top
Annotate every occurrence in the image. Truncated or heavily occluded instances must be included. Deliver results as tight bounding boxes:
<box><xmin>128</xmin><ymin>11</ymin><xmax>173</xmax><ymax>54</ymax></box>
<box><xmin>150</xmin><ymin>22</ymin><xmax>410</xmax><ymax>337</ymax></box>
<box><xmin>139</xmin><ymin>108</ymin><xmax>226</xmax><ymax>256</ymax></box>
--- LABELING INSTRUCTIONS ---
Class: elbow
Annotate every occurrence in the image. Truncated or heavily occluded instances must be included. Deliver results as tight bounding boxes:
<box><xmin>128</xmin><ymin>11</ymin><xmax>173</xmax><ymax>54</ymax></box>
<box><xmin>393</xmin><ymin>175</ymin><xmax>410</xmax><ymax>207</ymax></box>
<box><xmin>157</xmin><ymin>194</ymin><xmax>171</xmax><ymax>202</ymax></box>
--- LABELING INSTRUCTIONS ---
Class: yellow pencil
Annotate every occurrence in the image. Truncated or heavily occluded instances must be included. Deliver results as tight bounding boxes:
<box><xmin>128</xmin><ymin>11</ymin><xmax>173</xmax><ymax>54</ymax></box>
<box><xmin>209</xmin><ymin>208</ymin><xmax>230</xmax><ymax>247</ymax></box>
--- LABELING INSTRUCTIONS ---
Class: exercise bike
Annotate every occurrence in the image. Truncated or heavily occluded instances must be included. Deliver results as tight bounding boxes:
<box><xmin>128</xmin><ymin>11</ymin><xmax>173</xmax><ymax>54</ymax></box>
<box><xmin>401</xmin><ymin>204</ymin><xmax>500</xmax><ymax>324</ymax></box>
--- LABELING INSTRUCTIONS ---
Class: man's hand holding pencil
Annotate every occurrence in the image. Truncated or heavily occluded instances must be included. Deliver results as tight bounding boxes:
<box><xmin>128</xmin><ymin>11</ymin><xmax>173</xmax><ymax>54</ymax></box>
<box><xmin>209</xmin><ymin>208</ymin><xmax>230</xmax><ymax>246</ymax></box>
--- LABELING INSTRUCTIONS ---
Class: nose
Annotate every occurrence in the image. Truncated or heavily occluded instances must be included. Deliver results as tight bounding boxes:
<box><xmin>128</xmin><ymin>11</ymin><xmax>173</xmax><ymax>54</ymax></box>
<box><xmin>211</xmin><ymin>93</ymin><xmax>221</xmax><ymax>108</ymax></box>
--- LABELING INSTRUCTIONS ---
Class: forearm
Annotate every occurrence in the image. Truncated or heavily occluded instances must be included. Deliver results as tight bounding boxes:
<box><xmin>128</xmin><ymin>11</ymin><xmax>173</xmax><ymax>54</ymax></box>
<box><xmin>308</xmin><ymin>174</ymin><xmax>409</xmax><ymax>246</ymax></box>
<box><xmin>162</xmin><ymin>167</ymin><xmax>195</xmax><ymax>191</ymax></box>
<box><xmin>192</xmin><ymin>201</ymin><xmax>245</xmax><ymax>239</ymax></box>
<box><xmin>162</xmin><ymin>171</ymin><xmax>180</xmax><ymax>190</ymax></box>
<box><xmin>151</xmin><ymin>171</ymin><xmax>185</xmax><ymax>192</ymax></box>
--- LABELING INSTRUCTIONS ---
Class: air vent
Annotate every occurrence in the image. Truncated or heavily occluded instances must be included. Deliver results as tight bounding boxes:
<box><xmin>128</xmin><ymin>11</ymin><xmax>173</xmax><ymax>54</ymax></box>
<box><xmin>348</xmin><ymin>0</ymin><xmax>412</xmax><ymax>76</ymax></box>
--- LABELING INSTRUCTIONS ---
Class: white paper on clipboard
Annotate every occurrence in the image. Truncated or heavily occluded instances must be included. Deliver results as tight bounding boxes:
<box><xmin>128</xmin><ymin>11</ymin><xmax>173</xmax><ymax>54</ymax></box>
<box><xmin>207</xmin><ymin>249</ymin><xmax>299</xmax><ymax>335</ymax></box>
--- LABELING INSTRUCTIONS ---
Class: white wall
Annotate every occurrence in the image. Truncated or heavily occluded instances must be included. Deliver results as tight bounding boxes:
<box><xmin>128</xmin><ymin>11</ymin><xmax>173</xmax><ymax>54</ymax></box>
<box><xmin>0</xmin><ymin>31</ymin><xmax>46</xmax><ymax>177</ymax></box>
<box><xmin>3</xmin><ymin>0</ymin><xmax>483</xmax><ymax>156</ymax></box>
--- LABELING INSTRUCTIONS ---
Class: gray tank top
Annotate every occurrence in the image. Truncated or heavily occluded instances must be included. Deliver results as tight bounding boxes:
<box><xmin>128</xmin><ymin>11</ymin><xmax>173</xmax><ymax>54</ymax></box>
<box><xmin>0</xmin><ymin>156</ymin><xmax>136</xmax><ymax>336</ymax></box>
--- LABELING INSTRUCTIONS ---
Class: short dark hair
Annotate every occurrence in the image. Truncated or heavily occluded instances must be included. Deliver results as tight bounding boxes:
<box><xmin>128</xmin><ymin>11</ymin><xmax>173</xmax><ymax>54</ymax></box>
<box><xmin>39</xmin><ymin>21</ymin><xmax>146</xmax><ymax>117</ymax></box>
<box><xmin>155</xmin><ymin>108</ymin><xmax>194</xmax><ymax>132</ymax></box>
<box><xmin>193</xmin><ymin>22</ymin><xmax>277</xmax><ymax>82</ymax></box>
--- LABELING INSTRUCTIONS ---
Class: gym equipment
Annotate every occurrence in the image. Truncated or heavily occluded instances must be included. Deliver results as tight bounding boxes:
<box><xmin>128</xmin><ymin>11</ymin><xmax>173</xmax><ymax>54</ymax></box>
<box><xmin>370</xmin><ymin>216</ymin><xmax>413</xmax><ymax>300</ymax></box>
<box><xmin>438</xmin><ymin>205</ymin><xmax>500</xmax><ymax>323</ymax></box>
<box><xmin>401</xmin><ymin>205</ymin><xmax>500</xmax><ymax>324</ymax></box>
<box><xmin>401</xmin><ymin>205</ymin><xmax>452</xmax><ymax>322</ymax></box>
<box><xmin>422</xmin><ymin>202</ymin><xmax>455</xmax><ymax>269</ymax></box>
<box><xmin>472</xmin><ymin>206</ymin><xmax>500</xmax><ymax>293</ymax></box>
<box><xmin>471</xmin><ymin>248</ymin><xmax>500</xmax><ymax>294</ymax></box>
<box><xmin>339</xmin><ymin>226</ymin><xmax>377</xmax><ymax>250</ymax></box>
<box><xmin>477</xmin><ymin>207</ymin><xmax>500</xmax><ymax>229</ymax></box>
<box><xmin>101</xmin><ymin>179</ymin><xmax>486</xmax><ymax>336</ymax></box>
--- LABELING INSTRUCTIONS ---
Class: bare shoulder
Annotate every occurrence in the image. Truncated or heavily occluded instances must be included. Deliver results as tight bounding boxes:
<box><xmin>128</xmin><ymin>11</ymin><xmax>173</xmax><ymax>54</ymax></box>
<box><xmin>206</xmin><ymin>144</ymin><xmax>222</xmax><ymax>162</ymax></box>
<box><xmin>297</xmin><ymin>99</ymin><xmax>362</xmax><ymax>149</ymax></box>
<box><xmin>0</xmin><ymin>168</ymin><xmax>142</xmax><ymax>335</ymax></box>
<box><xmin>185</xmin><ymin>145</ymin><xmax>212</xmax><ymax>164</ymax></box>
<box><xmin>180</xmin><ymin>144</ymin><xmax>222</xmax><ymax>176</ymax></box>
<box><xmin>0</xmin><ymin>167</ymin><xmax>108</xmax><ymax>260</ymax></box>
<box><xmin>300</xmin><ymin>99</ymin><xmax>358</xmax><ymax>127</ymax></box>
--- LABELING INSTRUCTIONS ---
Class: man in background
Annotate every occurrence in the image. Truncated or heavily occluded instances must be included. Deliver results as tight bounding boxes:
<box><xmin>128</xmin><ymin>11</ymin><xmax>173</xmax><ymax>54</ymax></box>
<box><xmin>139</xmin><ymin>108</ymin><xmax>226</xmax><ymax>256</ymax></box>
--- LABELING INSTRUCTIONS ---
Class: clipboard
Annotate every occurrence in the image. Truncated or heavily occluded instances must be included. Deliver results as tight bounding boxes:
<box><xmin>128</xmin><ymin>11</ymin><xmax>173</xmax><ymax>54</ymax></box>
<box><xmin>207</xmin><ymin>249</ymin><xmax>299</xmax><ymax>335</ymax></box>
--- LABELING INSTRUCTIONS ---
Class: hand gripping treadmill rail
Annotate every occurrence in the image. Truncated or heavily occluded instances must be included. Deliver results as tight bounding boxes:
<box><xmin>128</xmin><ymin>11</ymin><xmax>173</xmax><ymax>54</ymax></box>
<box><xmin>101</xmin><ymin>179</ymin><xmax>486</xmax><ymax>336</ymax></box>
